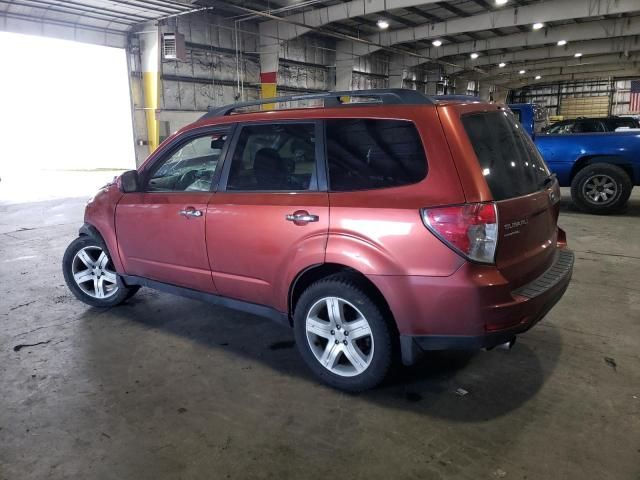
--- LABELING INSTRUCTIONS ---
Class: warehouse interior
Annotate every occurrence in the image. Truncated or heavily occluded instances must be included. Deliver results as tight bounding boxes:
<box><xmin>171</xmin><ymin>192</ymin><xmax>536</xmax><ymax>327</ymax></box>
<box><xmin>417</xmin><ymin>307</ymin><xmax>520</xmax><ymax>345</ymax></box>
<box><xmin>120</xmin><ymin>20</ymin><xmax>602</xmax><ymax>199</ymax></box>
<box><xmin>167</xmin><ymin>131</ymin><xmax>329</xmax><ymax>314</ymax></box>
<box><xmin>1</xmin><ymin>1</ymin><xmax>639</xmax><ymax>479</ymax></box>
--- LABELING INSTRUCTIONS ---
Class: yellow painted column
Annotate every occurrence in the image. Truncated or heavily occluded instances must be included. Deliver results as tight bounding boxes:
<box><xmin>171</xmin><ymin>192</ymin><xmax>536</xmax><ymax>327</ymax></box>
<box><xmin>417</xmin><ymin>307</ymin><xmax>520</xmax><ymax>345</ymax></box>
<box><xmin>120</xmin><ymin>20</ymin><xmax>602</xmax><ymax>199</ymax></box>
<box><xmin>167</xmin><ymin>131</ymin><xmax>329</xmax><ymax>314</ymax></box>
<box><xmin>140</xmin><ymin>30</ymin><xmax>160</xmax><ymax>154</ymax></box>
<box><xmin>260</xmin><ymin>72</ymin><xmax>277</xmax><ymax>110</ymax></box>
<box><xmin>259</xmin><ymin>39</ymin><xmax>279</xmax><ymax>110</ymax></box>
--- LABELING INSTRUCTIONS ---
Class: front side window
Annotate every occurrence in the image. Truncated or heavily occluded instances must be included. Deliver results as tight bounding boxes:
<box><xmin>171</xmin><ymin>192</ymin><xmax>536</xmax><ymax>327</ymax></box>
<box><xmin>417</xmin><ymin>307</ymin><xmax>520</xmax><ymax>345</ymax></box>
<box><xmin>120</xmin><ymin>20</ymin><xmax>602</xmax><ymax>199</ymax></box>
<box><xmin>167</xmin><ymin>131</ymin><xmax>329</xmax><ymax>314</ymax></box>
<box><xmin>146</xmin><ymin>132</ymin><xmax>229</xmax><ymax>192</ymax></box>
<box><xmin>325</xmin><ymin>119</ymin><xmax>427</xmax><ymax>191</ymax></box>
<box><xmin>226</xmin><ymin>123</ymin><xmax>317</xmax><ymax>191</ymax></box>
<box><xmin>462</xmin><ymin>110</ymin><xmax>549</xmax><ymax>201</ymax></box>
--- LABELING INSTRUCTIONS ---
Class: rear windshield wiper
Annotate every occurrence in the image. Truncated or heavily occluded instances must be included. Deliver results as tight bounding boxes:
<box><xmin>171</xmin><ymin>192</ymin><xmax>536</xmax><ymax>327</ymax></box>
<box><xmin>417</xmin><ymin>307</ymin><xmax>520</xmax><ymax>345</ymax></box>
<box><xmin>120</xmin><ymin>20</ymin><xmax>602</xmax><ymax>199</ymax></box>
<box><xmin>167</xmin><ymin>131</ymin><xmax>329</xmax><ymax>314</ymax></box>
<box><xmin>540</xmin><ymin>172</ymin><xmax>557</xmax><ymax>188</ymax></box>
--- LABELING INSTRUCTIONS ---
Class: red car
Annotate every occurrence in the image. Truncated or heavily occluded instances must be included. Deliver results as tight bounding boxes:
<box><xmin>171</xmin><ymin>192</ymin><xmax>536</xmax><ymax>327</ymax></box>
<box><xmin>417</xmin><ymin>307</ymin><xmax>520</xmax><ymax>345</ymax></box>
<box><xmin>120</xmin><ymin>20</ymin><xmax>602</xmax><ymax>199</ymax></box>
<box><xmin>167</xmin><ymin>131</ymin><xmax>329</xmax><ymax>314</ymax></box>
<box><xmin>63</xmin><ymin>89</ymin><xmax>573</xmax><ymax>391</ymax></box>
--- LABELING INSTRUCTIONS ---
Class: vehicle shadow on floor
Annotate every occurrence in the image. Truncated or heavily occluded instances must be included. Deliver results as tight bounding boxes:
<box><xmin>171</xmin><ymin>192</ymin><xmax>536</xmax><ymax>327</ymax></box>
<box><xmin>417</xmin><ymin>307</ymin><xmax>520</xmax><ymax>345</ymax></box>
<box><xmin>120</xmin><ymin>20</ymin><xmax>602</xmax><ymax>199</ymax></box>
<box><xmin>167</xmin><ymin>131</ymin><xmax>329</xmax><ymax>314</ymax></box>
<box><xmin>87</xmin><ymin>290</ymin><xmax>563</xmax><ymax>423</ymax></box>
<box><xmin>559</xmin><ymin>193</ymin><xmax>640</xmax><ymax>217</ymax></box>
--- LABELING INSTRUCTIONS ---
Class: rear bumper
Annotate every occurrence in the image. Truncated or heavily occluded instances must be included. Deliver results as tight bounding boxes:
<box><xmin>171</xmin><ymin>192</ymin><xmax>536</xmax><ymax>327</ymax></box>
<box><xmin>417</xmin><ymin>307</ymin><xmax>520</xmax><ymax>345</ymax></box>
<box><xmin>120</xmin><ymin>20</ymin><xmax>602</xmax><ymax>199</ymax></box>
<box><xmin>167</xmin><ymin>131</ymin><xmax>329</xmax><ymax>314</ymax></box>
<box><xmin>368</xmin><ymin>248</ymin><xmax>574</xmax><ymax>365</ymax></box>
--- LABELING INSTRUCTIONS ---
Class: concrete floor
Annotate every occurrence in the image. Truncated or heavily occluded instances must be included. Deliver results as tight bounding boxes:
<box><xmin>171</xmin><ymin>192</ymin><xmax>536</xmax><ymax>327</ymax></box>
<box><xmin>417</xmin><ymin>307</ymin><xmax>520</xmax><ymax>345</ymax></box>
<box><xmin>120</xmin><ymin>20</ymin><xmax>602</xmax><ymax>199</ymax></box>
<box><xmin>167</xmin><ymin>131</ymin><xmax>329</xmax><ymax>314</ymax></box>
<box><xmin>1</xmin><ymin>181</ymin><xmax>639</xmax><ymax>480</ymax></box>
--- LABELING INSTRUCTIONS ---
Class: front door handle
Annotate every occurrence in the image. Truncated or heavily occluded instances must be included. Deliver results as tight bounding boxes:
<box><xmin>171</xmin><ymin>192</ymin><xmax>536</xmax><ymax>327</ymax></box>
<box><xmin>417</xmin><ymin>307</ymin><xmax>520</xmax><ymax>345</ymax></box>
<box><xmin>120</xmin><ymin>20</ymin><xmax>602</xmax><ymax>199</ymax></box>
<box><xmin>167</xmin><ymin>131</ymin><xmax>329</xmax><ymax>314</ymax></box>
<box><xmin>179</xmin><ymin>208</ymin><xmax>203</xmax><ymax>219</ymax></box>
<box><xmin>286</xmin><ymin>211</ymin><xmax>319</xmax><ymax>224</ymax></box>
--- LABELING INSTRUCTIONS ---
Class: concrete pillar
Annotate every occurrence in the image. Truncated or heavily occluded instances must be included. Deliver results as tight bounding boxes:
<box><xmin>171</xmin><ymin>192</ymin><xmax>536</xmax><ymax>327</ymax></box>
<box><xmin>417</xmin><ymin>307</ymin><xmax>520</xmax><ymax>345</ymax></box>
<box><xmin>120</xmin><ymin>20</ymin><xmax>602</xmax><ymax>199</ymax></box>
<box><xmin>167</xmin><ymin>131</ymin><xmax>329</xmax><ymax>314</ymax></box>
<box><xmin>335</xmin><ymin>50</ymin><xmax>353</xmax><ymax>91</ymax></box>
<box><xmin>258</xmin><ymin>22</ymin><xmax>280</xmax><ymax>108</ymax></box>
<box><xmin>388</xmin><ymin>60</ymin><xmax>405</xmax><ymax>89</ymax></box>
<box><xmin>479</xmin><ymin>82</ymin><xmax>491</xmax><ymax>101</ymax></box>
<box><xmin>259</xmin><ymin>45</ymin><xmax>279</xmax><ymax>108</ymax></box>
<box><xmin>139</xmin><ymin>28</ymin><xmax>160</xmax><ymax>154</ymax></box>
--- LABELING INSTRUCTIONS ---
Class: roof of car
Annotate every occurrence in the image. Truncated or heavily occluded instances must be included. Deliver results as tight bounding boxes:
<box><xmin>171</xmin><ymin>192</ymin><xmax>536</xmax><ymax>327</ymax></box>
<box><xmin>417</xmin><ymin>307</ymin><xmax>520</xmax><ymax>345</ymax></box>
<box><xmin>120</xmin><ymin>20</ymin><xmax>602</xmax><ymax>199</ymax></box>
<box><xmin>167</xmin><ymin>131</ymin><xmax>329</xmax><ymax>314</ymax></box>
<box><xmin>198</xmin><ymin>89</ymin><xmax>488</xmax><ymax>121</ymax></box>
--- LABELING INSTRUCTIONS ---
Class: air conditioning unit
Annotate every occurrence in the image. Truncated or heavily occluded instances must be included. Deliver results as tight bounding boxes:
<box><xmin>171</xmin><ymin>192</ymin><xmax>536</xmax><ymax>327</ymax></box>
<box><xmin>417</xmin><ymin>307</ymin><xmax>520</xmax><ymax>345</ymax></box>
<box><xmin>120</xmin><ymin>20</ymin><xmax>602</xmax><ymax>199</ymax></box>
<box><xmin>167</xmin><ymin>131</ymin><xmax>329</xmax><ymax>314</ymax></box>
<box><xmin>162</xmin><ymin>32</ymin><xmax>186</xmax><ymax>61</ymax></box>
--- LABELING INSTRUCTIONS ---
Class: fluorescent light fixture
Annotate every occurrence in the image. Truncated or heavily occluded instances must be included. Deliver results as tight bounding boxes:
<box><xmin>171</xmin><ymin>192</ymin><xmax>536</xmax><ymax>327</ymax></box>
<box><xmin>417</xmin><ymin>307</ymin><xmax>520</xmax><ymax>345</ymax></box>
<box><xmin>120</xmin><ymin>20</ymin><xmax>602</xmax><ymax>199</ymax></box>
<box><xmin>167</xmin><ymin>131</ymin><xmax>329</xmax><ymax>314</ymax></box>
<box><xmin>532</xmin><ymin>22</ymin><xmax>544</xmax><ymax>30</ymax></box>
<box><xmin>557</xmin><ymin>40</ymin><xmax>567</xmax><ymax>46</ymax></box>
<box><xmin>535</xmin><ymin>75</ymin><xmax>542</xmax><ymax>80</ymax></box>
<box><xmin>574</xmin><ymin>52</ymin><xmax>583</xmax><ymax>57</ymax></box>
<box><xmin>470</xmin><ymin>52</ymin><xmax>479</xmax><ymax>59</ymax></box>
<box><xmin>432</xmin><ymin>39</ymin><xmax>442</xmax><ymax>47</ymax></box>
<box><xmin>495</xmin><ymin>0</ymin><xmax>508</xmax><ymax>4</ymax></box>
<box><xmin>519</xmin><ymin>69</ymin><xmax>526</xmax><ymax>74</ymax></box>
<box><xmin>376</xmin><ymin>19</ymin><xmax>389</xmax><ymax>29</ymax></box>
<box><xmin>498</xmin><ymin>62</ymin><xmax>506</xmax><ymax>68</ymax></box>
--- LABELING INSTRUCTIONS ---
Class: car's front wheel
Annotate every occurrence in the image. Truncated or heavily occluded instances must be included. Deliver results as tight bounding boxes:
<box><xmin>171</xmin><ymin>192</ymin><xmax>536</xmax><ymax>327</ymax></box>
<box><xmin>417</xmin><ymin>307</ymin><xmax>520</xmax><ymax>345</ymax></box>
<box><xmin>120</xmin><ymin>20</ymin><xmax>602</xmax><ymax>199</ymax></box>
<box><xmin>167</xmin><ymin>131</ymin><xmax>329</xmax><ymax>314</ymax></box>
<box><xmin>294</xmin><ymin>275</ymin><xmax>393</xmax><ymax>392</ymax></box>
<box><xmin>62</xmin><ymin>236</ymin><xmax>138</xmax><ymax>307</ymax></box>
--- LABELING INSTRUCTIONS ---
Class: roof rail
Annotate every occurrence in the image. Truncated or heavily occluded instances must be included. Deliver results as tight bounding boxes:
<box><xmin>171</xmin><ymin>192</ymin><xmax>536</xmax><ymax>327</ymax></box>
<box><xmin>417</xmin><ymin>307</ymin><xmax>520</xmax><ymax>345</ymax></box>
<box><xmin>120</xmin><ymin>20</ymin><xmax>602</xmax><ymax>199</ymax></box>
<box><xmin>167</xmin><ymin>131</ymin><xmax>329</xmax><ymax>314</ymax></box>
<box><xmin>201</xmin><ymin>88</ymin><xmax>434</xmax><ymax>119</ymax></box>
<box><xmin>432</xmin><ymin>94</ymin><xmax>482</xmax><ymax>102</ymax></box>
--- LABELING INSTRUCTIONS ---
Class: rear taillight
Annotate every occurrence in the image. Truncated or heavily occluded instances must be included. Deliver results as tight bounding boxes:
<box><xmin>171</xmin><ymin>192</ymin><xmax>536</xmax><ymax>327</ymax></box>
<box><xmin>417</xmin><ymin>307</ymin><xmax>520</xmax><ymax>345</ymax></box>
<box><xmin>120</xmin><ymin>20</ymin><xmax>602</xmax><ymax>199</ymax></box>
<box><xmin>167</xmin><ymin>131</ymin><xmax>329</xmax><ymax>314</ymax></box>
<box><xmin>421</xmin><ymin>202</ymin><xmax>498</xmax><ymax>264</ymax></box>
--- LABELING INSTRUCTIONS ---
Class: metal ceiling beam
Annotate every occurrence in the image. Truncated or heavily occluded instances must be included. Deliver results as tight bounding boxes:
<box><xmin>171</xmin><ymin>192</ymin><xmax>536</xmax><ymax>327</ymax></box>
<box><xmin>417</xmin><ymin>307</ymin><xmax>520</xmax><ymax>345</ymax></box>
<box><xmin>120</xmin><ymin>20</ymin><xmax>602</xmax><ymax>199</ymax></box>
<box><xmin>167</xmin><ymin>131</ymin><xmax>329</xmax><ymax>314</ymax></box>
<box><xmin>497</xmin><ymin>68</ymin><xmax>640</xmax><ymax>87</ymax></box>
<box><xmin>404</xmin><ymin>6</ymin><xmax>442</xmax><ymax>22</ymax></box>
<box><xmin>462</xmin><ymin>53</ymin><xmax>640</xmax><ymax>80</ymax></box>
<box><xmin>0</xmin><ymin>0</ymin><xmax>135</xmax><ymax>26</ymax></box>
<box><xmin>388</xmin><ymin>16</ymin><xmax>640</xmax><ymax>70</ymax></box>
<box><xmin>449</xmin><ymin>37</ymin><xmax>640</xmax><ymax>72</ymax></box>
<box><xmin>435</xmin><ymin>1</ymin><xmax>470</xmax><ymax>18</ymax></box>
<box><xmin>338</xmin><ymin>0</ymin><xmax>640</xmax><ymax>59</ymax></box>
<box><xmin>258</xmin><ymin>0</ymin><xmax>446</xmax><ymax>44</ymax></box>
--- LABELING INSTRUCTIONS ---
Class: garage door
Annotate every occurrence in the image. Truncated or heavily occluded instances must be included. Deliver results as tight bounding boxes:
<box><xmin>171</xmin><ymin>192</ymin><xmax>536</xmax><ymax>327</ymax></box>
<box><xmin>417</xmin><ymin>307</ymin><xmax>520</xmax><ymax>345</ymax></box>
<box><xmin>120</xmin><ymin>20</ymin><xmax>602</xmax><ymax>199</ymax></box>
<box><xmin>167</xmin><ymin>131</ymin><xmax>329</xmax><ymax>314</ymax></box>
<box><xmin>559</xmin><ymin>95</ymin><xmax>610</xmax><ymax>118</ymax></box>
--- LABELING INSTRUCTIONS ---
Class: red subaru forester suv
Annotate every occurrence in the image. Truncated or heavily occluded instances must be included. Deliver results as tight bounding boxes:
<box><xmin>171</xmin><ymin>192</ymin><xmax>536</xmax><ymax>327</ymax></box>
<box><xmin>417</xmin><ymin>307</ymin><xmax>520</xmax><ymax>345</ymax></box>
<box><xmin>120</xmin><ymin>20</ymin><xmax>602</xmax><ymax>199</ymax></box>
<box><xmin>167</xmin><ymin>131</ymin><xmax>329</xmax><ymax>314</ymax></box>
<box><xmin>63</xmin><ymin>89</ymin><xmax>573</xmax><ymax>391</ymax></box>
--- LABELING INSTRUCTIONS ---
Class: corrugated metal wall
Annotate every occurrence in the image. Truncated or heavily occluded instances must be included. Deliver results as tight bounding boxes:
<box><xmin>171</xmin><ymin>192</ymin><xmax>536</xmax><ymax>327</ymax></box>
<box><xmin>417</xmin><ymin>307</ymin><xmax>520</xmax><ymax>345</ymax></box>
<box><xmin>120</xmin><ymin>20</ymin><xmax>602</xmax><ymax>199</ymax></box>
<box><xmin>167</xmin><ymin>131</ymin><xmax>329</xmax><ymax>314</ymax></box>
<box><xmin>510</xmin><ymin>78</ymin><xmax>640</xmax><ymax>117</ymax></box>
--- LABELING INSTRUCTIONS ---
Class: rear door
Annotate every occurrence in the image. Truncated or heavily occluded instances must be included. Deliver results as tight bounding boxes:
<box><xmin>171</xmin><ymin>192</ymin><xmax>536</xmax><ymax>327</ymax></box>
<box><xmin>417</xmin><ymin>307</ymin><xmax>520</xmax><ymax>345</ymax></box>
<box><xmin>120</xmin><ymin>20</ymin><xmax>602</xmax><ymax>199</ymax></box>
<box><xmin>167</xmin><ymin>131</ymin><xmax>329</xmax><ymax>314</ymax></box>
<box><xmin>206</xmin><ymin>121</ymin><xmax>328</xmax><ymax>311</ymax></box>
<box><xmin>459</xmin><ymin>110</ymin><xmax>560</xmax><ymax>287</ymax></box>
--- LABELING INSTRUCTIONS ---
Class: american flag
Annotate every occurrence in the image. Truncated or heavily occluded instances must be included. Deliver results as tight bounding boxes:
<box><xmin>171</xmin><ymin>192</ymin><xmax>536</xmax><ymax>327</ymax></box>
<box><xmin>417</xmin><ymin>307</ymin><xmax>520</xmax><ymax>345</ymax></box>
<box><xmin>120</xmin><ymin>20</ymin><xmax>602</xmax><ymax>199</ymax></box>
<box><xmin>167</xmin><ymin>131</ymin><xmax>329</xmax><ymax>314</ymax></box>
<box><xmin>631</xmin><ymin>79</ymin><xmax>640</xmax><ymax>112</ymax></box>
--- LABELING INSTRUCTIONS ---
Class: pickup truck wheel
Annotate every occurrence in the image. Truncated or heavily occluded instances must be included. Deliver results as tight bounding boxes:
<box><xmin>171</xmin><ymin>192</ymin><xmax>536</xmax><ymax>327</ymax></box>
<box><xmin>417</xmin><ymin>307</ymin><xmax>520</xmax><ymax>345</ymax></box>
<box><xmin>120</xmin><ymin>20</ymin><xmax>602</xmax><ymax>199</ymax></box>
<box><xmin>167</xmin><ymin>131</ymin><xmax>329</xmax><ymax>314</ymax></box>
<box><xmin>62</xmin><ymin>236</ymin><xmax>139</xmax><ymax>308</ymax></box>
<box><xmin>571</xmin><ymin>163</ymin><xmax>632</xmax><ymax>214</ymax></box>
<box><xmin>293</xmin><ymin>275</ymin><xmax>393</xmax><ymax>392</ymax></box>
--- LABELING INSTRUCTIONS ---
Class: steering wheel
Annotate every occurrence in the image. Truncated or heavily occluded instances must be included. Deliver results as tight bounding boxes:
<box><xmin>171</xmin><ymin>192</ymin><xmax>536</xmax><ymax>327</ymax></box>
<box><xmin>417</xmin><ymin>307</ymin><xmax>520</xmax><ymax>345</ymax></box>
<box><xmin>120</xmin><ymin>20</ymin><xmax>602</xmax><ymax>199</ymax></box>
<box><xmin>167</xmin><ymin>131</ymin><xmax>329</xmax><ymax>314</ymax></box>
<box><xmin>177</xmin><ymin>170</ymin><xmax>198</xmax><ymax>190</ymax></box>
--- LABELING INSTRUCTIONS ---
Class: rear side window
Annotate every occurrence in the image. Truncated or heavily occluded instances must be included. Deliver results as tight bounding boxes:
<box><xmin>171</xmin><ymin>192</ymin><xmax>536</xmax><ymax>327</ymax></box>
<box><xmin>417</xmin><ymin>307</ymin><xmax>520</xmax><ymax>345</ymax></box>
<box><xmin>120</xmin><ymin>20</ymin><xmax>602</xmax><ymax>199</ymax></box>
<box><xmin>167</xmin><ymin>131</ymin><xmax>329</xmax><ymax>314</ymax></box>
<box><xmin>325</xmin><ymin>119</ymin><xmax>427</xmax><ymax>191</ymax></box>
<box><xmin>612</xmin><ymin>118</ymin><xmax>639</xmax><ymax>129</ymax></box>
<box><xmin>574</xmin><ymin>120</ymin><xmax>604</xmax><ymax>133</ymax></box>
<box><xmin>462</xmin><ymin>111</ymin><xmax>549</xmax><ymax>201</ymax></box>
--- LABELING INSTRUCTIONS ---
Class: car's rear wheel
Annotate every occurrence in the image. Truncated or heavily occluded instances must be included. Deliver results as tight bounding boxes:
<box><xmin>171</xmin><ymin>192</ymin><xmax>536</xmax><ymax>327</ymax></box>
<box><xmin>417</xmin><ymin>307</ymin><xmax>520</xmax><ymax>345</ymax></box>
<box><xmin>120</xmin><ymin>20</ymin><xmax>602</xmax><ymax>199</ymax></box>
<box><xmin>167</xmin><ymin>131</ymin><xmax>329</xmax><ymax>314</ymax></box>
<box><xmin>63</xmin><ymin>236</ymin><xmax>138</xmax><ymax>307</ymax></box>
<box><xmin>571</xmin><ymin>163</ymin><xmax>632</xmax><ymax>214</ymax></box>
<box><xmin>294</xmin><ymin>275</ymin><xmax>393</xmax><ymax>392</ymax></box>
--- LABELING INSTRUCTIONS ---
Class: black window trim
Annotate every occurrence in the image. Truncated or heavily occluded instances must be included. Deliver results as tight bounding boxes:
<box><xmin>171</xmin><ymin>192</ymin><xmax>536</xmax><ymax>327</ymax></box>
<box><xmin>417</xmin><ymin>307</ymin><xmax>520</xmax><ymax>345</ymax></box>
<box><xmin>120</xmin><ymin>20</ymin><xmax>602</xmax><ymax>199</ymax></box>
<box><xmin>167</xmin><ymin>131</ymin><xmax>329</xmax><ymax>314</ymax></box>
<box><xmin>139</xmin><ymin>124</ymin><xmax>236</xmax><ymax>194</ymax></box>
<box><xmin>218</xmin><ymin>119</ymin><xmax>327</xmax><ymax>193</ymax></box>
<box><xmin>322</xmin><ymin>117</ymin><xmax>428</xmax><ymax>193</ymax></box>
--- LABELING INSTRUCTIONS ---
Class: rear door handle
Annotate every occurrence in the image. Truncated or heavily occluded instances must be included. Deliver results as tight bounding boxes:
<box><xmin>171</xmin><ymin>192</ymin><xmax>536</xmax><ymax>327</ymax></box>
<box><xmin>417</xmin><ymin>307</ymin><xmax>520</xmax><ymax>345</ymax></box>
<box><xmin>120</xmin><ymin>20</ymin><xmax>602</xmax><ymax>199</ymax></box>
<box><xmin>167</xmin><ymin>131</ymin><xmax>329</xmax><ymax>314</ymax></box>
<box><xmin>286</xmin><ymin>212</ymin><xmax>319</xmax><ymax>223</ymax></box>
<box><xmin>179</xmin><ymin>207</ymin><xmax>203</xmax><ymax>219</ymax></box>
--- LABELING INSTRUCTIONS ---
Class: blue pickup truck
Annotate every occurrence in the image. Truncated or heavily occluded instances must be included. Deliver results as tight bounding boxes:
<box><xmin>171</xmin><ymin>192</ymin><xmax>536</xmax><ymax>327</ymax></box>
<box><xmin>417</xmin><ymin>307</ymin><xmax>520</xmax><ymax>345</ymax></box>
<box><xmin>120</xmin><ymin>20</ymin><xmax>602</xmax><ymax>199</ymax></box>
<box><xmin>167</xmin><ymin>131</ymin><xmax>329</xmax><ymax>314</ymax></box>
<box><xmin>509</xmin><ymin>103</ymin><xmax>640</xmax><ymax>214</ymax></box>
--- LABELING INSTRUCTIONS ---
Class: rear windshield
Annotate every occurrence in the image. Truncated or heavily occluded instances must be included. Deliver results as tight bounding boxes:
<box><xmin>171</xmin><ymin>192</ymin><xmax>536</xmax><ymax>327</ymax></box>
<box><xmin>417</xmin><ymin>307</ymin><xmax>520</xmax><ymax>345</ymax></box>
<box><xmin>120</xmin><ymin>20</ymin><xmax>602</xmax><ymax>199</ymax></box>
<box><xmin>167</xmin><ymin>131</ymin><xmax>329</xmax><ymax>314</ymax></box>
<box><xmin>462</xmin><ymin>111</ymin><xmax>549</xmax><ymax>201</ymax></box>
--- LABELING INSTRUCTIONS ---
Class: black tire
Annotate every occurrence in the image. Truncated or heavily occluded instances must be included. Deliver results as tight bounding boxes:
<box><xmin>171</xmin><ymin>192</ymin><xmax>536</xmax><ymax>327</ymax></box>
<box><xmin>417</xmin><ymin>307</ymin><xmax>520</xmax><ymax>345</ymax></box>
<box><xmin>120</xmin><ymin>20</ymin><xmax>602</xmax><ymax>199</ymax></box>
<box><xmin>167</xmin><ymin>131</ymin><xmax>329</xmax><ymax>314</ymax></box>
<box><xmin>293</xmin><ymin>274</ymin><xmax>394</xmax><ymax>392</ymax></box>
<box><xmin>62</xmin><ymin>236</ymin><xmax>138</xmax><ymax>308</ymax></box>
<box><xmin>570</xmin><ymin>163</ymin><xmax>632</xmax><ymax>214</ymax></box>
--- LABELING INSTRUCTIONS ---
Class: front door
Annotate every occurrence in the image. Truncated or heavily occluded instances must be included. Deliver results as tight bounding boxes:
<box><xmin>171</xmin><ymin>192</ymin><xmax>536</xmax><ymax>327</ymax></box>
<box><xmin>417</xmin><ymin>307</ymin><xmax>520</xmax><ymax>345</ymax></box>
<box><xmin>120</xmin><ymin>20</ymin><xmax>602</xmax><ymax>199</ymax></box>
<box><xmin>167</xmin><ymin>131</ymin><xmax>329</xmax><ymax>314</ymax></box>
<box><xmin>115</xmin><ymin>128</ymin><xmax>231</xmax><ymax>292</ymax></box>
<box><xmin>206</xmin><ymin>121</ymin><xmax>328</xmax><ymax>311</ymax></box>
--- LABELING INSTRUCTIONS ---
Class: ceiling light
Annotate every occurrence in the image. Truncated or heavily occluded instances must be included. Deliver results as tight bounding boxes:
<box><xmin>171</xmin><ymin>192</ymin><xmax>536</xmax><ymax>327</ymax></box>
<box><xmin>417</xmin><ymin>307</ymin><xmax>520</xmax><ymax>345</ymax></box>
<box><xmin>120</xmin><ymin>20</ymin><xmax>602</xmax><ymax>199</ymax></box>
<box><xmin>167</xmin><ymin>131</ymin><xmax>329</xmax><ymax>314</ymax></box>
<box><xmin>495</xmin><ymin>0</ymin><xmax>508</xmax><ymax>4</ymax></box>
<box><xmin>470</xmin><ymin>52</ymin><xmax>479</xmax><ymax>59</ymax></box>
<box><xmin>532</xmin><ymin>22</ymin><xmax>544</xmax><ymax>30</ymax></box>
<box><xmin>574</xmin><ymin>52</ymin><xmax>583</xmax><ymax>57</ymax></box>
<box><xmin>376</xmin><ymin>19</ymin><xmax>389</xmax><ymax>29</ymax></box>
<box><xmin>535</xmin><ymin>75</ymin><xmax>542</xmax><ymax>80</ymax></box>
<box><xmin>519</xmin><ymin>70</ymin><xmax>526</xmax><ymax>74</ymax></box>
<box><xmin>498</xmin><ymin>62</ymin><xmax>506</xmax><ymax>68</ymax></box>
<box><xmin>557</xmin><ymin>40</ymin><xmax>567</xmax><ymax>46</ymax></box>
<box><xmin>432</xmin><ymin>39</ymin><xmax>442</xmax><ymax>47</ymax></box>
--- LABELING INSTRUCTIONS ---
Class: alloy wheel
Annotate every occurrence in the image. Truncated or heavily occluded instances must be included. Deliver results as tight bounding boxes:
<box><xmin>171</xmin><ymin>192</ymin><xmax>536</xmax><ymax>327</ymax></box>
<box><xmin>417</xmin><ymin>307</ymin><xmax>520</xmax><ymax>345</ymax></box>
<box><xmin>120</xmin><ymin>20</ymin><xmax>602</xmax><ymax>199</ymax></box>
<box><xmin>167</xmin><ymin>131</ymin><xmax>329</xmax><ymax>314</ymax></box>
<box><xmin>71</xmin><ymin>246</ymin><xmax>119</xmax><ymax>299</ymax></box>
<box><xmin>305</xmin><ymin>296</ymin><xmax>374</xmax><ymax>377</ymax></box>
<box><xmin>582</xmin><ymin>174</ymin><xmax>617</xmax><ymax>205</ymax></box>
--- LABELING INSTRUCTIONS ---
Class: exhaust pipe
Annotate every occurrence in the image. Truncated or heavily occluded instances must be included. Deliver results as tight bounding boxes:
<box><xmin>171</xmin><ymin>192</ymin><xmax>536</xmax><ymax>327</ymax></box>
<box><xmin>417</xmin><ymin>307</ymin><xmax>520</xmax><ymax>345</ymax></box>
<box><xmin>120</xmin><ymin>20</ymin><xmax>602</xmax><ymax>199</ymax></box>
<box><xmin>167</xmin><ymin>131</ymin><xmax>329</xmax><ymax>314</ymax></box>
<box><xmin>495</xmin><ymin>338</ymin><xmax>516</xmax><ymax>351</ymax></box>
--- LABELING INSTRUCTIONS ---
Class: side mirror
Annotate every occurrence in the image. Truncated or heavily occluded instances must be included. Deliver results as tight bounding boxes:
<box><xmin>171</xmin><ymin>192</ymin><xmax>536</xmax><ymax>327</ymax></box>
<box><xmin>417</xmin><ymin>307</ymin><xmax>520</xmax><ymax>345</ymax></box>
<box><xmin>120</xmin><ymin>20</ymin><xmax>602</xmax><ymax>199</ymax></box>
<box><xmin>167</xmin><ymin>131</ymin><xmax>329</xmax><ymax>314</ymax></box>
<box><xmin>119</xmin><ymin>170</ymin><xmax>140</xmax><ymax>193</ymax></box>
